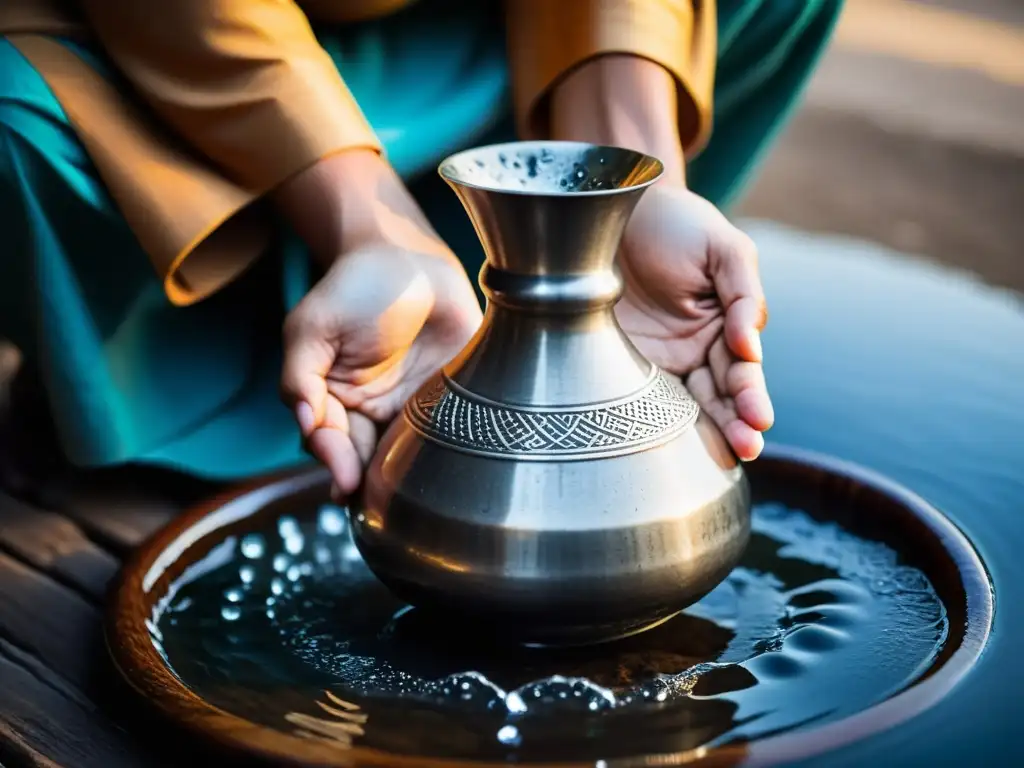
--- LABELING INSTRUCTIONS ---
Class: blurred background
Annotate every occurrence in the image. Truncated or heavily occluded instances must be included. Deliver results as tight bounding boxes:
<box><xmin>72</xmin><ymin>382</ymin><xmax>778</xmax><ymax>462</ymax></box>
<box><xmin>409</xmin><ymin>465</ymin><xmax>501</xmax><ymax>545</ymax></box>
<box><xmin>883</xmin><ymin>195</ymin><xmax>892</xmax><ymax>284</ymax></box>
<box><xmin>737</xmin><ymin>0</ymin><xmax>1023</xmax><ymax>292</ymax></box>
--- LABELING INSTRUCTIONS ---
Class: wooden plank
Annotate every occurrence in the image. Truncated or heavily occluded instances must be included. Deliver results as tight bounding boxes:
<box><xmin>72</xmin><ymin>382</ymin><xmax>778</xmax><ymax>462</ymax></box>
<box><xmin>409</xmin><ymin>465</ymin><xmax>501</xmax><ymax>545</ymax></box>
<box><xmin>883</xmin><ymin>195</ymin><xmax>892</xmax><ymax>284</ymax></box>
<box><xmin>0</xmin><ymin>492</ymin><xmax>118</xmax><ymax>604</ymax></box>
<box><xmin>29</xmin><ymin>467</ymin><xmax>216</xmax><ymax>554</ymax></box>
<box><xmin>0</xmin><ymin>552</ymin><xmax>103</xmax><ymax>692</ymax></box>
<box><xmin>0</xmin><ymin>553</ymin><xmax>176</xmax><ymax>768</ymax></box>
<box><xmin>0</xmin><ymin>640</ymin><xmax>162</xmax><ymax>768</ymax></box>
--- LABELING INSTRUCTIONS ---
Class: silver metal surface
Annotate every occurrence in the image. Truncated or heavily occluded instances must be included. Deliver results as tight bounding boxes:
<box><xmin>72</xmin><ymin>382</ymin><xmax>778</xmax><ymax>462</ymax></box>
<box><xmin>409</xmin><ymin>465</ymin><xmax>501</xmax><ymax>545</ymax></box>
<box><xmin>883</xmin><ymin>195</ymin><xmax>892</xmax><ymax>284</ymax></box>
<box><xmin>355</xmin><ymin>141</ymin><xmax>751</xmax><ymax>646</ymax></box>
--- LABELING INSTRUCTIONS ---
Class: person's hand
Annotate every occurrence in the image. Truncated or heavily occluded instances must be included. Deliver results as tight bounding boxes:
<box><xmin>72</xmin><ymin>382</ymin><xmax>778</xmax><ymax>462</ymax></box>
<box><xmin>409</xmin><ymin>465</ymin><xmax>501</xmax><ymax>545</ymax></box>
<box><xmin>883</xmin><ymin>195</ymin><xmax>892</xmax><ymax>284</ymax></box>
<box><xmin>278</xmin><ymin>152</ymin><xmax>481</xmax><ymax>496</ymax></box>
<box><xmin>616</xmin><ymin>182</ymin><xmax>773</xmax><ymax>460</ymax></box>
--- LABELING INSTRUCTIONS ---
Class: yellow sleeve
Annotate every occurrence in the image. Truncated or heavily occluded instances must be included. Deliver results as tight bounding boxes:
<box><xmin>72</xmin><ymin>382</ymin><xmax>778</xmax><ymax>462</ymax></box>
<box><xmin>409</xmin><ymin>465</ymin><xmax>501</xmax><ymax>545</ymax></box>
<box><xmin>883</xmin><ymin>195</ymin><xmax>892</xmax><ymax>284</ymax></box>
<box><xmin>504</xmin><ymin>0</ymin><xmax>716</xmax><ymax>156</ymax></box>
<box><xmin>77</xmin><ymin>0</ymin><xmax>382</xmax><ymax>193</ymax></box>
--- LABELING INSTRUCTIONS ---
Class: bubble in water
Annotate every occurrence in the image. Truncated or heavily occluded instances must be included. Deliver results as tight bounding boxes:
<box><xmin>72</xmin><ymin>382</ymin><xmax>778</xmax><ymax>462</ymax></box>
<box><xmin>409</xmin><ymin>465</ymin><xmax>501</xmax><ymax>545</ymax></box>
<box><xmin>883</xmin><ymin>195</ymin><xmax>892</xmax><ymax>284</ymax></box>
<box><xmin>505</xmin><ymin>676</ymin><xmax>617</xmax><ymax>715</ymax></box>
<box><xmin>318</xmin><ymin>506</ymin><xmax>346</xmax><ymax>535</ymax></box>
<box><xmin>496</xmin><ymin>724</ymin><xmax>521</xmax><ymax>746</ymax></box>
<box><xmin>239</xmin><ymin>565</ymin><xmax>255</xmax><ymax>584</ymax></box>
<box><xmin>284</xmin><ymin>532</ymin><xmax>305</xmax><ymax>556</ymax></box>
<box><xmin>273</xmin><ymin>553</ymin><xmax>289</xmax><ymax>573</ymax></box>
<box><xmin>224</xmin><ymin>588</ymin><xmax>243</xmax><ymax>603</ymax></box>
<box><xmin>240</xmin><ymin>534</ymin><xmax>265</xmax><ymax>559</ymax></box>
<box><xmin>505</xmin><ymin>691</ymin><xmax>527</xmax><ymax>714</ymax></box>
<box><xmin>221</xmin><ymin>605</ymin><xmax>241</xmax><ymax>621</ymax></box>
<box><xmin>270</xmin><ymin>578</ymin><xmax>285</xmax><ymax>596</ymax></box>
<box><xmin>341</xmin><ymin>542</ymin><xmax>361</xmax><ymax>563</ymax></box>
<box><xmin>287</xmin><ymin>565</ymin><xmax>302</xmax><ymax>581</ymax></box>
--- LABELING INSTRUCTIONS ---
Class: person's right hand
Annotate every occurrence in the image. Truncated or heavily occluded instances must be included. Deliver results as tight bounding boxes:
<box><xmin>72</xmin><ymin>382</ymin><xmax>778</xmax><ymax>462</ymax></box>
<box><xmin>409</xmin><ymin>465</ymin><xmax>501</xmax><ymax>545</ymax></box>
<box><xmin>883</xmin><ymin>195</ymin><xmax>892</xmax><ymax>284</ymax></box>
<box><xmin>278</xmin><ymin>152</ymin><xmax>482</xmax><ymax>497</ymax></box>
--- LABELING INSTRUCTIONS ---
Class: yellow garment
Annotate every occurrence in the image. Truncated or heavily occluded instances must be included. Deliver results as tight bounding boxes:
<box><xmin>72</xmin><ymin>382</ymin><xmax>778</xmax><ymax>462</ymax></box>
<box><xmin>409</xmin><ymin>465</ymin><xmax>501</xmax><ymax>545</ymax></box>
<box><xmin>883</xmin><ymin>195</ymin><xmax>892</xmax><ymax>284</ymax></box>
<box><xmin>0</xmin><ymin>0</ymin><xmax>716</xmax><ymax>306</ymax></box>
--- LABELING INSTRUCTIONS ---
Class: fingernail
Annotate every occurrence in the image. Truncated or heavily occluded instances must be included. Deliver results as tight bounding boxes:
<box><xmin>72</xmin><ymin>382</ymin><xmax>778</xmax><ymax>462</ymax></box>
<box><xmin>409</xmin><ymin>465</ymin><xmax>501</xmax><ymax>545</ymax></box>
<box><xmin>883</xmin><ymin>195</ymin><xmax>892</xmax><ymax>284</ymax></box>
<box><xmin>748</xmin><ymin>331</ymin><xmax>763</xmax><ymax>362</ymax></box>
<box><xmin>296</xmin><ymin>401</ymin><xmax>315</xmax><ymax>437</ymax></box>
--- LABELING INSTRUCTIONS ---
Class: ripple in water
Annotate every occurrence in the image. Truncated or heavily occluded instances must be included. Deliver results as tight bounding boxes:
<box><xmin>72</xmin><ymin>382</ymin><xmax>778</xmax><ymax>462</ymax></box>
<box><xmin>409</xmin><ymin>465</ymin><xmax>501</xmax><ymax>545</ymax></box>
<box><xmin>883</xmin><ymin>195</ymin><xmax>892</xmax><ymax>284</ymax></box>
<box><xmin>156</xmin><ymin>502</ymin><xmax>947</xmax><ymax>762</ymax></box>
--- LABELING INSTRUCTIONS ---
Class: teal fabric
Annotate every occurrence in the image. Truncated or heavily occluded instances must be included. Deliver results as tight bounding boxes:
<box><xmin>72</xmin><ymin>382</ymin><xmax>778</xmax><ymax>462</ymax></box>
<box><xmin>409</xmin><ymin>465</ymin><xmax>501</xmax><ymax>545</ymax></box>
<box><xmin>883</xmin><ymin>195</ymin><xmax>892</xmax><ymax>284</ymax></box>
<box><xmin>0</xmin><ymin>0</ymin><xmax>842</xmax><ymax>480</ymax></box>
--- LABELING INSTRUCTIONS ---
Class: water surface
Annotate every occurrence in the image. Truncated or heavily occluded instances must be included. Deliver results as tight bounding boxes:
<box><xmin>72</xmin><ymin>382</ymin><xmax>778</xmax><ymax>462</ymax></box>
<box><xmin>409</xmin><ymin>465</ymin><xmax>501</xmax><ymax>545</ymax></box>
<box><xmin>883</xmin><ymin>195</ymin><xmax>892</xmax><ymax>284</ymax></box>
<box><xmin>155</xmin><ymin>496</ymin><xmax>946</xmax><ymax>763</ymax></box>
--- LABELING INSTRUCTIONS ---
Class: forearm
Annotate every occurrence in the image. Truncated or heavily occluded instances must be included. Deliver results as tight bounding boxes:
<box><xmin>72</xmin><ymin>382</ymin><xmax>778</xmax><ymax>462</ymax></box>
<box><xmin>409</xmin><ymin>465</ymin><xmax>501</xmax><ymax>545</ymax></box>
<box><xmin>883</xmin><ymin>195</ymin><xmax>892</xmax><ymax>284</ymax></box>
<box><xmin>273</xmin><ymin>149</ymin><xmax>445</xmax><ymax>267</ymax></box>
<box><xmin>550</xmin><ymin>55</ymin><xmax>689</xmax><ymax>185</ymax></box>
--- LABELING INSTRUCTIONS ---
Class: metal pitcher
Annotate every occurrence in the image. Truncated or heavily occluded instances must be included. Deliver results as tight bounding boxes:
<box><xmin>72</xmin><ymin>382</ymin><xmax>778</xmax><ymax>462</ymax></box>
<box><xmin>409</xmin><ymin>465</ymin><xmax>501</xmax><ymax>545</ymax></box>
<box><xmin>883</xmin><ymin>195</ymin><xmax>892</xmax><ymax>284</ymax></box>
<box><xmin>356</xmin><ymin>141</ymin><xmax>751</xmax><ymax>646</ymax></box>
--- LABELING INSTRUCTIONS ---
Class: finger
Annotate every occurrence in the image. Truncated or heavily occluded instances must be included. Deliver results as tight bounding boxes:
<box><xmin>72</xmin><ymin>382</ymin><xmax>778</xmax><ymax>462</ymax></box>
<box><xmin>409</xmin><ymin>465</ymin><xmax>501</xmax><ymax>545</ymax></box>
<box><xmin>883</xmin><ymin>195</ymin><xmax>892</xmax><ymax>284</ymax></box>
<box><xmin>727</xmin><ymin>361</ymin><xmax>774</xmax><ymax>432</ymax></box>
<box><xmin>300</xmin><ymin>396</ymin><xmax>350</xmax><ymax>459</ymax></box>
<box><xmin>340</xmin><ymin>345</ymin><xmax>418</xmax><ymax>404</ymax></box>
<box><xmin>347</xmin><ymin>411</ymin><xmax>378</xmax><ymax>469</ymax></box>
<box><xmin>708</xmin><ymin>334</ymin><xmax>732</xmax><ymax>397</ymax></box>
<box><xmin>724</xmin><ymin>296</ymin><xmax>766</xmax><ymax>363</ymax></box>
<box><xmin>281</xmin><ymin>308</ymin><xmax>335</xmax><ymax>436</ymax></box>
<box><xmin>708</xmin><ymin>337</ymin><xmax>773</xmax><ymax>432</ymax></box>
<box><xmin>686</xmin><ymin>366</ymin><xmax>735</xmax><ymax>427</ymax></box>
<box><xmin>356</xmin><ymin>340</ymin><xmax>447</xmax><ymax>422</ymax></box>
<box><xmin>307</xmin><ymin>428</ymin><xmax>363</xmax><ymax>496</ymax></box>
<box><xmin>326</xmin><ymin>351</ymin><xmax>407</xmax><ymax>410</ymax></box>
<box><xmin>724</xmin><ymin>421</ymin><xmax>765</xmax><ymax>462</ymax></box>
<box><xmin>709</xmin><ymin>228</ymin><xmax>767</xmax><ymax>356</ymax></box>
<box><xmin>686</xmin><ymin>367</ymin><xmax>765</xmax><ymax>461</ymax></box>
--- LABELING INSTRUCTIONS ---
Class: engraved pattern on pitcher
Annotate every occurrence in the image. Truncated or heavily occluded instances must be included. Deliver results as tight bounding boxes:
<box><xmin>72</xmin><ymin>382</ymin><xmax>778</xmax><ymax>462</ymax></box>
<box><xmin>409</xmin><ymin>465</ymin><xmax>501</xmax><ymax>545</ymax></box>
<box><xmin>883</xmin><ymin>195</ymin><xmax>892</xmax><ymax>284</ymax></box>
<box><xmin>405</xmin><ymin>370</ymin><xmax>699</xmax><ymax>459</ymax></box>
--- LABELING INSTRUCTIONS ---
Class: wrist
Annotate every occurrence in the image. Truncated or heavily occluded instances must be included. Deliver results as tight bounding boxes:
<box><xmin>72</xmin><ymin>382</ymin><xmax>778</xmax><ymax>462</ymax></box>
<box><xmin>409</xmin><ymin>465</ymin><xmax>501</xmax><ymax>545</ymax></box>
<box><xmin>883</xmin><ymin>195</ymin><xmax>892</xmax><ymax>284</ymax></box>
<box><xmin>550</xmin><ymin>55</ymin><xmax>687</xmax><ymax>186</ymax></box>
<box><xmin>275</xmin><ymin>149</ymin><xmax>441</xmax><ymax>266</ymax></box>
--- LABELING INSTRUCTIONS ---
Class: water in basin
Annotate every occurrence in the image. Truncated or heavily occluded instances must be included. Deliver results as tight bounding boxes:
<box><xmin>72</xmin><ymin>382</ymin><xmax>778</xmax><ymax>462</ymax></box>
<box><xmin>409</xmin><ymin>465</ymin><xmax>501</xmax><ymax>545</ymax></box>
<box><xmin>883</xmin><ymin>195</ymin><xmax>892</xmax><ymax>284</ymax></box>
<box><xmin>153</xmin><ymin>497</ymin><xmax>946</xmax><ymax>763</ymax></box>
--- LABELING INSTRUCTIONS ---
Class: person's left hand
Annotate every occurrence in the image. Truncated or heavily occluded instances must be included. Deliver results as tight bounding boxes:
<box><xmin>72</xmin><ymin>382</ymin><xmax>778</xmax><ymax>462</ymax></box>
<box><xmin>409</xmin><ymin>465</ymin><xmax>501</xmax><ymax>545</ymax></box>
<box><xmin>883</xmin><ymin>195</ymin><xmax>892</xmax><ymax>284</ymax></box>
<box><xmin>615</xmin><ymin>182</ymin><xmax>774</xmax><ymax>460</ymax></box>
